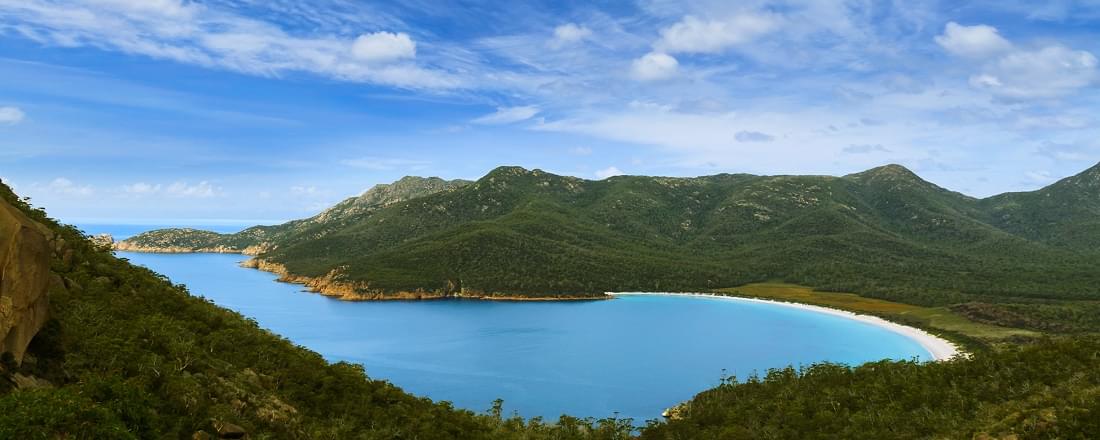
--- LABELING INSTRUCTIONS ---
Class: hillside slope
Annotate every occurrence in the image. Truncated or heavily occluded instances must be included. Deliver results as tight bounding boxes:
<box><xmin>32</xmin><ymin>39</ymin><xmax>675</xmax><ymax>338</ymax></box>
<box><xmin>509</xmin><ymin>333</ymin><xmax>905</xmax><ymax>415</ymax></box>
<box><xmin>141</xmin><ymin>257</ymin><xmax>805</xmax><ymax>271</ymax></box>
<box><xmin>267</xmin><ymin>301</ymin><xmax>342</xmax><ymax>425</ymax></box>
<box><xmin>121</xmin><ymin>163</ymin><xmax>1100</xmax><ymax>306</ymax></box>
<box><xmin>980</xmin><ymin>163</ymin><xmax>1100</xmax><ymax>249</ymax></box>
<box><xmin>116</xmin><ymin>176</ymin><xmax>471</xmax><ymax>254</ymax></box>
<box><xmin>0</xmin><ymin>180</ymin><xmax>631</xmax><ymax>439</ymax></box>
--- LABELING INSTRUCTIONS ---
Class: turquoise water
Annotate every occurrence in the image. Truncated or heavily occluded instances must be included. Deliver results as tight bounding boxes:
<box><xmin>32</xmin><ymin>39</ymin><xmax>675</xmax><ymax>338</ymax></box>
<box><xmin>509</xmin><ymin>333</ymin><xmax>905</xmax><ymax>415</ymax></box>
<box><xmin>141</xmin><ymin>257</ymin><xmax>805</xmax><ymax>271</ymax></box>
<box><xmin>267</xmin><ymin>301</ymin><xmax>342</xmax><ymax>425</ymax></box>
<box><xmin>113</xmin><ymin>248</ymin><xmax>931</xmax><ymax>423</ymax></box>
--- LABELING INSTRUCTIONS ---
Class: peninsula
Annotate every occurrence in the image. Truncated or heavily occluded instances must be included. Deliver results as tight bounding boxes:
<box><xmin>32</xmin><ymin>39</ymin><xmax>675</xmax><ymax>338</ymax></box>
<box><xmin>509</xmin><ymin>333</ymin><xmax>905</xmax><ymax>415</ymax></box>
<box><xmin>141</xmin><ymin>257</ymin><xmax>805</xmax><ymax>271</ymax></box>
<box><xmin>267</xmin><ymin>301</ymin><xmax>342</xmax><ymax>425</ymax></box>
<box><xmin>118</xmin><ymin>163</ymin><xmax>1100</xmax><ymax>312</ymax></box>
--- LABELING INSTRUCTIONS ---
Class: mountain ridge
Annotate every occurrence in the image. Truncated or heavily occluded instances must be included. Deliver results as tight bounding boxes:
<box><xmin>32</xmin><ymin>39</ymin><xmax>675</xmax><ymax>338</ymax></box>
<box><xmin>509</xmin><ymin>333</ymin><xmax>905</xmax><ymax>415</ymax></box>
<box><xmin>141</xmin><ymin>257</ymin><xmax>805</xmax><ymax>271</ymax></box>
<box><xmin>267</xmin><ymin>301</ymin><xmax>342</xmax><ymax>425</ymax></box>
<box><xmin>117</xmin><ymin>162</ymin><xmax>1100</xmax><ymax>304</ymax></box>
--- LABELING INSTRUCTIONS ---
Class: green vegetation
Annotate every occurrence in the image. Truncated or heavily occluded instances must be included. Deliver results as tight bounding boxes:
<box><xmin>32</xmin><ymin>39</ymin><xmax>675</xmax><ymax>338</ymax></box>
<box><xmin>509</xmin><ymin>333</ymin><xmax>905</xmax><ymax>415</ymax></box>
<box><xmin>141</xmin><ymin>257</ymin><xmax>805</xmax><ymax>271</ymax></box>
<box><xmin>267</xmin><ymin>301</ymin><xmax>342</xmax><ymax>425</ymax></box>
<box><xmin>641</xmin><ymin>337</ymin><xmax>1100</xmax><ymax>439</ymax></box>
<box><xmin>719</xmin><ymin>283</ymin><xmax>1039</xmax><ymax>344</ymax></box>
<box><xmin>124</xmin><ymin>163</ymin><xmax>1100</xmax><ymax>327</ymax></box>
<box><xmin>2</xmin><ymin>181</ymin><xmax>1100</xmax><ymax>439</ymax></box>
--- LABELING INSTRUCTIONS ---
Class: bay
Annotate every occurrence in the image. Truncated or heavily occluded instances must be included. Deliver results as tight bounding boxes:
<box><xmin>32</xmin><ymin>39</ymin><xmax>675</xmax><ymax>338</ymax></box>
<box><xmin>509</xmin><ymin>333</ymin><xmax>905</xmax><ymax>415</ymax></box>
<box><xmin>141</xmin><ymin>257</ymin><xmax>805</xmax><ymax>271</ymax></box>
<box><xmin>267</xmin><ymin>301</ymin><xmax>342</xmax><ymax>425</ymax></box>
<box><xmin>112</xmin><ymin>246</ymin><xmax>930</xmax><ymax>422</ymax></box>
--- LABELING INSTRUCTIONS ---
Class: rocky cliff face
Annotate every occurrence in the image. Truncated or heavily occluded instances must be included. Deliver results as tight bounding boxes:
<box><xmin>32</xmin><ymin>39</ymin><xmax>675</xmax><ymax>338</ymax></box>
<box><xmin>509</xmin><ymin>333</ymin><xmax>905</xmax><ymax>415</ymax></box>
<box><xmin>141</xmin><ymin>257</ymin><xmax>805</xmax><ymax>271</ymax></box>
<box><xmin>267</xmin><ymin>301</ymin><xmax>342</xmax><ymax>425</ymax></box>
<box><xmin>0</xmin><ymin>198</ymin><xmax>54</xmax><ymax>364</ymax></box>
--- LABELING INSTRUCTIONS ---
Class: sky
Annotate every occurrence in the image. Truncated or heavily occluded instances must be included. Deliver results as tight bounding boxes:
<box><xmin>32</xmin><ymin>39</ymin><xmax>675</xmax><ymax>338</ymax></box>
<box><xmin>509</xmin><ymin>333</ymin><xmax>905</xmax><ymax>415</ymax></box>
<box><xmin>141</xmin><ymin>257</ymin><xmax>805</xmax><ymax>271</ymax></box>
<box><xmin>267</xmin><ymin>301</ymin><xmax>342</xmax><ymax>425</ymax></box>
<box><xmin>0</xmin><ymin>0</ymin><xmax>1098</xmax><ymax>224</ymax></box>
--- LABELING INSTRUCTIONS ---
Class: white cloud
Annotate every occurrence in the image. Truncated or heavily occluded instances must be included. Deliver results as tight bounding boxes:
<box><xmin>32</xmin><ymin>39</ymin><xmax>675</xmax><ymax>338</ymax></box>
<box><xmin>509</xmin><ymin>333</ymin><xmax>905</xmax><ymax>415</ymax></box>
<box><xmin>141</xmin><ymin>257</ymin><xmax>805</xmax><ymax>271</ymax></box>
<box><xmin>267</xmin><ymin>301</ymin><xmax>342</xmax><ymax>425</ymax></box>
<box><xmin>595</xmin><ymin>166</ymin><xmax>624</xmax><ymax>179</ymax></box>
<box><xmin>532</xmin><ymin>95</ymin><xmax>1015</xmax><ymax>177</ymax></box>
<box><xmin>549</xmin><ymin>23</ymin><xmax>591</xmax><ymax>48</ymax></box>
<box><xmin>290</xmin><ymin>185</ymin><xmax>320</xmax><ymax>196</ymax></box>
<box><xmin>46</xmin><ymin>177</ymin><xmax>94</xmax><ymax>196</ymax></box>
<box><xmin>340</xmin><ymin>157</ymin><xmax>431</xmax><ymax>171</ymax></box>
<box><xmin>0</xmin><ymin>106</ymin><xmax>25</xmax><ymax>125</ymax></box>
<box><xmin>122</xmin><ymin>181</ymin><xmax>218</xmax><ymax>197</ymax></box>
<box><xmin>935</xmin><ymin>22</ymin><xmax>1013</xmax><ymax>59</ymax></box>
<box><xmin>472</xmin><ymin>105</ymin><xmax>540</xmax><ymax>125</ymax></box>
<box><xmin>165</xmin><ymin>181</ymin><xmax>219</xmax><ymax>198</ymax></box>
<box><xmin>631</xmin><ymin>52</ymin><xmax>678</xmax><ymax>81</ymax></box>
<box><xmin>352</xmin><ymin>31</ymin><xmax>416</xmax><ymax>62</ymax></box>
<box><xmin>934</xmin><ymin>22</ymin><xmax>1098</xmax><ymax>100</ymax></box>
<box><xmin>655</xmin><ymin>14</ymin><xmax>779</xmax><ymax>54</ymax></box>
<box><xmin>1016</xmin><ymin>114</ymin><xmax>1090</xmax><ymax>130</ymax></box>
<box><xmin>843</xmin><ymin>144</ymin><xmax>891</xmax><ymax>154</ymax></box>
<box><xmin>87</xmin><ymin>0</ymin><xmax>195</xmax><ymax>18</ymax></box>
<box><xmin>4</xmin><ymin>1</ymin><xmax>457</xmax><ymax>89</ymax></box>
<box><xmin>122</xmin><ymin>182</ymin><xmax>161</xmax><ymax>194</ymax></box>
<box><xmin>972</xmin><ymin>45</ymin><xmax>1098</xmax><ymax>99</ymax></box>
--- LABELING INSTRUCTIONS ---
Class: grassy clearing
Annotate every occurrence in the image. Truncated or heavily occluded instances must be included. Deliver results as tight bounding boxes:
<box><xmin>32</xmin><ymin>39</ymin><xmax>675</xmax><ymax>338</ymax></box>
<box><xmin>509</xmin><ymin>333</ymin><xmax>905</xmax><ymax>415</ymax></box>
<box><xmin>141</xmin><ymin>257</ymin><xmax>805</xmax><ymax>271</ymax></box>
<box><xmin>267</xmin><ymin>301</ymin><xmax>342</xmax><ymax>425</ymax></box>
<box><xmin>715</xmin><ymin>283</ymin><xmax>1039</xmax><ymax>344</ymax></box>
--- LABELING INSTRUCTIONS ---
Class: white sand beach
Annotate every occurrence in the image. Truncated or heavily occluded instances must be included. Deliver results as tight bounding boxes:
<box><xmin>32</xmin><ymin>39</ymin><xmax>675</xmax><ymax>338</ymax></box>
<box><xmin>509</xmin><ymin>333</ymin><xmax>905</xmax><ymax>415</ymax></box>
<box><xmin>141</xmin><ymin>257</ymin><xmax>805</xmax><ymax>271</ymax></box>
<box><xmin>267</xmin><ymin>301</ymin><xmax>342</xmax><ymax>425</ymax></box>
<box><xmin>606</xmin><ymin>292</ymin><xmax>961</xmax><ymax>361</ymax></box>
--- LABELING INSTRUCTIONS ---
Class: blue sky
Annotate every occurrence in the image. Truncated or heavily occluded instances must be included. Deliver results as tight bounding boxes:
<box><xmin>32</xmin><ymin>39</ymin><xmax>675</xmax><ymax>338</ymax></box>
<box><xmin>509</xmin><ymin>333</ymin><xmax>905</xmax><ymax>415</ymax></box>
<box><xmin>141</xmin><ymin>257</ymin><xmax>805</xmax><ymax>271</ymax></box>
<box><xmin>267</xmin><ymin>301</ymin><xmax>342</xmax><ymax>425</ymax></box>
<box><xmin>1</xmin><ymin>0</ymin><xmax>1098</xmax><ymax>223</ymax></box>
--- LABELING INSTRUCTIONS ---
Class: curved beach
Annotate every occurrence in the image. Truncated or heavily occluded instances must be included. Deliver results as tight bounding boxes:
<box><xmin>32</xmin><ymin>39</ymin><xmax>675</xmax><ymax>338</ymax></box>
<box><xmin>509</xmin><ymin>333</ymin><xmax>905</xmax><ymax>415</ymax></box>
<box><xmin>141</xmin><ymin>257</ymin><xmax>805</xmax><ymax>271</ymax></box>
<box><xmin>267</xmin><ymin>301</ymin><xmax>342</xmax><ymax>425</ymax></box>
<box><xmin>607</xmin><ymin>292</ymin><xmax>961</xmax><ymax>361</ymax></box>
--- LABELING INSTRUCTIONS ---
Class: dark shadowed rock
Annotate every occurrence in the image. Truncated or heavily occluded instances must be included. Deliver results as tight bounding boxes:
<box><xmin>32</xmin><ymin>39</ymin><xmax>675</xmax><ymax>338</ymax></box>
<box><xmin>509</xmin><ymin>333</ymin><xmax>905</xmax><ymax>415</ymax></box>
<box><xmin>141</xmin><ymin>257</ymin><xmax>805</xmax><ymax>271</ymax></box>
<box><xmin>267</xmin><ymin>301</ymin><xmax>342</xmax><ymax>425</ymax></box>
<box><xmin>214</xmin><ymin>420</ymin><xmax>247</xmax><ymax>439</ymax></box>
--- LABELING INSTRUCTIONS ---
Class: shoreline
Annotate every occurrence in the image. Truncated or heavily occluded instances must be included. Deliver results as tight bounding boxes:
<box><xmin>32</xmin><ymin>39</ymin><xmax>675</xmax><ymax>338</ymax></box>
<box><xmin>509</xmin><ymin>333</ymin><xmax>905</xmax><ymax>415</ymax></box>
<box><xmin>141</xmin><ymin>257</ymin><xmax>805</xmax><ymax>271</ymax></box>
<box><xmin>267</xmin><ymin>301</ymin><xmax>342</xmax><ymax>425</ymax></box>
<box><xmin>115</xmin><ymin>250</ymin><xmax>607</xmax><ymax>302</ymax></box>
<box><xmin>607</xmin><ymin>292</ymin><xmax>962</xmax><ymax>361</ymax></box>
<box><xmin>116</xmin><ymin>250</ymin><xmax>607</xmax><ymax>303</ymax></box>
<box><xmin>114</xmin><ymin>249</ymin><xmax>960</xmax><ymax>357</ymax></box>
<box><xmin>238</xmin><ymin>257</ymin><xmax>610</xmax><ymax>302</ymax></box>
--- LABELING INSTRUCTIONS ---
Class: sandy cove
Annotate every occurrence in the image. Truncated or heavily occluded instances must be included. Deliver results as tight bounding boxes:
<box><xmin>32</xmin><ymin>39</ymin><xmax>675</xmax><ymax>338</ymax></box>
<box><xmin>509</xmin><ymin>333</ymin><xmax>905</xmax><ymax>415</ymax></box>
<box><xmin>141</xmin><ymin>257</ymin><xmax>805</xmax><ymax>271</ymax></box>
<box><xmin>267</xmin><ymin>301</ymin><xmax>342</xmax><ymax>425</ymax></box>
<box><xmin>606</xmin><ymin>292</ymin><xmax>962</xmax><ymax>361</ymax></box>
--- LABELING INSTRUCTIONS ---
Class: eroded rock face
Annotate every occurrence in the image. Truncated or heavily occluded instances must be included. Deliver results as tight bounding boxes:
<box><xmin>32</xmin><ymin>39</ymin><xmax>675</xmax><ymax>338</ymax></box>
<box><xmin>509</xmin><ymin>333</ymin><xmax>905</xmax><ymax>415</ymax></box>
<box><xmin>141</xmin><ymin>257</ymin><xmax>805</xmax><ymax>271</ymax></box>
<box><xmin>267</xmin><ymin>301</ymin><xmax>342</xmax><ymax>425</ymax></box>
<box><xmin>0</xmin><ymin>199</ymin><xmax>52</xmax><ymax>364</ymax></box>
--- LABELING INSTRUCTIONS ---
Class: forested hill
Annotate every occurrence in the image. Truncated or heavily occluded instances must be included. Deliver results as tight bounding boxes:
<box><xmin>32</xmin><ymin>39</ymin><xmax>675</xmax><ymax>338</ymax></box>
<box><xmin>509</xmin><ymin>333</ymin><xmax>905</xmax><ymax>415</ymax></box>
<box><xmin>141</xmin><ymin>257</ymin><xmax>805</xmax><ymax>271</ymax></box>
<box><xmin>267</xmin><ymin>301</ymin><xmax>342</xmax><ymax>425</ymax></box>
<box><xmin>116</xmin><ymin>176</ymin><xmax>471</xmax><ymax>254</ymax></box>
<box><xmin>0</xmin><ymin>179</ymin><xmax>635</xmax><ymax>438</ymax></box>
<box><xmin>119</xmin><ymin>163</ymin><xmax>1100</xmax><ymax>304</ymax></box>
<box><xmin>6</xmin><ymin>169</ymin><xmax>1100</xmax><ymax>438</ymax></box>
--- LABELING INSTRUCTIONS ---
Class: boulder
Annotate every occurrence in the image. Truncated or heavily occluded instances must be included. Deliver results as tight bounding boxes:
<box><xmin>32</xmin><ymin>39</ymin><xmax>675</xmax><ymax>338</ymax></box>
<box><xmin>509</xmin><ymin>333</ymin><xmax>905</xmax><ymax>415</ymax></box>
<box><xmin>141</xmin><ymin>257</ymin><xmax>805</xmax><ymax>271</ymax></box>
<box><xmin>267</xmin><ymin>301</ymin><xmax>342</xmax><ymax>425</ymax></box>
<box><xmin>10</xmin><ymin>372</ymin><xmax>52</xmax><ymax>390</ymax></box>
<box><xmin>213</xmin><ymin>421</ymin><xmax>247</xmax><ymax>439</ymax></box>
<box><xmin>0</xmin><ymin>199</ymin><xmax>52</xmax><ymax>364</ymax></box>
<box><xmin>90</xmin><ymin>233</ymin><xmax>114</xmax><ymax>249</ymax></box>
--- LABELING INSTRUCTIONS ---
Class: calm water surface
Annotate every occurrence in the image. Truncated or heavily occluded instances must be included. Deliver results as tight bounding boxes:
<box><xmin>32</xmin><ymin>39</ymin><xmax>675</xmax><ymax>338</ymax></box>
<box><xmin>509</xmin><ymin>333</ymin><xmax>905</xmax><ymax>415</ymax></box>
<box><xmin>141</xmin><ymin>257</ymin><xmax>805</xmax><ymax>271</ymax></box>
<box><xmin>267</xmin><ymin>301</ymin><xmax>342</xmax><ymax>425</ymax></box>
<box><xmin>91</xmin><ymin>221</ymin><xmax>931</xmax><ymax>422</ymax></box>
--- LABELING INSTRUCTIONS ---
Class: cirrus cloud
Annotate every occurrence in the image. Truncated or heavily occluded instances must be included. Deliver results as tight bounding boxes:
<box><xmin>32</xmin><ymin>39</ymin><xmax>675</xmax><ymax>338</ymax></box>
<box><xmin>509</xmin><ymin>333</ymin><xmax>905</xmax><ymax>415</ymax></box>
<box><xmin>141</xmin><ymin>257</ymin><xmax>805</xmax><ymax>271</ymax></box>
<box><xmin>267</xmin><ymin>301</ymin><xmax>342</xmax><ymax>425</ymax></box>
<box><xmin>3</xmin><ymin>0</ymin><xmax>457</xmax><ymax>89</ymax></box>
<box><xmin>46</xmin><ymin>177</ymin><xmax>94</xmax><ymax>196</ymax></box>
<box><xmin>472</xmin><ymin>105</ymin><xmax>540</xmax><ymax>125</ymax></box>
<box><xmin>123</xmin><ymin>181</ymin><xmax>220</xmax><ymax>198</ymax></box>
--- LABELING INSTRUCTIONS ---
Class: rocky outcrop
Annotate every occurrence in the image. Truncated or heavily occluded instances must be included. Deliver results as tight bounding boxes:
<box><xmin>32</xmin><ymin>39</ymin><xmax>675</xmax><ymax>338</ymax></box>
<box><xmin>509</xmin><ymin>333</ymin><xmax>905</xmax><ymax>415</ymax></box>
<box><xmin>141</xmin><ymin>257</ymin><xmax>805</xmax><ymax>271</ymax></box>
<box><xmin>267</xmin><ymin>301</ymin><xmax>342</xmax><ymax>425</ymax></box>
<box><xmin>0</xmin><ymin>198</ymin><xmax>54</xmax><ymax>364</ymax></box>
<box><xmin>662</xmin><ymin>402</ymin><xmax>689</xmax><ymax>420</ymax></box>
<box><xmin>113</xmin><ymin>240</ymin><xmax>270</xmax><ymax>256</ymax></box>
<box><xmin>239</xmin><ymin>259</ymin><xmax>450</xmax><ymax>301</ymax></box>
<box><xmin>89</xmin><ymin>233</ymin><xmax>114</xmax><ymax>249</ymax></box>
